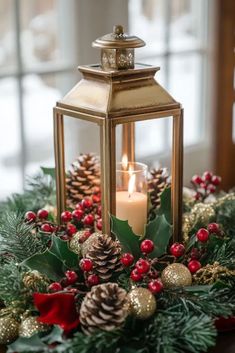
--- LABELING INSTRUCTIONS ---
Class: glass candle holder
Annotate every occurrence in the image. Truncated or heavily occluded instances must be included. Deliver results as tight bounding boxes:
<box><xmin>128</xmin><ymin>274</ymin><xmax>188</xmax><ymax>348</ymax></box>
<box><xmin>116</xmin><ymin>161</ymin><xmax>148</xmax><ymax>236</ymax></box>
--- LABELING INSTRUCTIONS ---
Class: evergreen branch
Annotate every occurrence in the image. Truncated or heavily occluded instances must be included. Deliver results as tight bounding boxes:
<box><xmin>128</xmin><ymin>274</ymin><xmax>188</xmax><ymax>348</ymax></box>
<box><xmin>159</xmin><ymin>281</ymin><xmax>235</xmax><ymax>318</ymax></box>
<box><xmin>0</xmin><ymin>171</ymin><xmax>56</xmax><ymax>216</ymax></box>
<box><xmin>0</xmin><ymin>261</ymin><xmax>24</xmax><ymax>305</ymax></box>
<box><xmin>0</xmin><ymin>213</ymin><xmax>46</xmax><ymax>262</ymax></box>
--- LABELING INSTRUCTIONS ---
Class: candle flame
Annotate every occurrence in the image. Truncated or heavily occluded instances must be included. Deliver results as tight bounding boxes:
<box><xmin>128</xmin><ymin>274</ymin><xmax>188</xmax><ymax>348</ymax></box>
<box><xmin>122</xmin><ymin>154</ymin><xmax>128</xmax><ymax>170</ymax></box>
<box><xmin>128</xmin><ymin>173</ymin><xmax>136</xmax><ymax>197</ymax></box>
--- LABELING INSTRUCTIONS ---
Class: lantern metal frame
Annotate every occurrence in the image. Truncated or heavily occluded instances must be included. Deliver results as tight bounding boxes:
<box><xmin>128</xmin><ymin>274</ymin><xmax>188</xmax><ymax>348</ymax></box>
<box><xmin>53</xmin><ymin>27</ymin><xmax>183</xmax><ymax>242</ymax></box>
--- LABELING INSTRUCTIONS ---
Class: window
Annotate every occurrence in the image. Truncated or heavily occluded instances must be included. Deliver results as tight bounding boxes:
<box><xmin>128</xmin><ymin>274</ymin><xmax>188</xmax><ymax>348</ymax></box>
<box><xmin>129</xmin><ymin>0</ymin><xmax>212</xmax><ymax>164</ymax></box>
<box><xmin>0</xmin><ymin>0</ymin><xmax>77</xmax><ymax>199</ymax></box>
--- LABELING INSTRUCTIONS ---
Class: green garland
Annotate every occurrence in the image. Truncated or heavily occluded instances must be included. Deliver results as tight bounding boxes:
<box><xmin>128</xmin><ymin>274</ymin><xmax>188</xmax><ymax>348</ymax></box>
<box><xmin>0</xmin><ymin>170</ymin><xmax>235</xmax><ymax>353</ymax></box>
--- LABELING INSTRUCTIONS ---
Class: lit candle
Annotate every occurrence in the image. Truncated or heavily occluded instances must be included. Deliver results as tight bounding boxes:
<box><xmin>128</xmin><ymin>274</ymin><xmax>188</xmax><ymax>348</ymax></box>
<box><xmin>116</xmin><ymin>159</ymin><xmax>147</xmax><ymax>236</ymax></box>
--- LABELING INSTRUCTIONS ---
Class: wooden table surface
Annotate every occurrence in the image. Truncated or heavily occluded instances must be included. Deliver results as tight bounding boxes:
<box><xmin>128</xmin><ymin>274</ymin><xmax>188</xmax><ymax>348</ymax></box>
<box><xmin>0</xmin><ymin>331</ymin><xmax>235</xmax><ymax>352</ymax></box>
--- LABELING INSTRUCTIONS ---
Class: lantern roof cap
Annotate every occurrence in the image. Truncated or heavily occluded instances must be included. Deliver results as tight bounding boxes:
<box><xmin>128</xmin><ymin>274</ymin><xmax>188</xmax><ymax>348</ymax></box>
<box><xmin>92</xmin><ymin>25</ymin><xmax>145</xmax><ymax>49</ymax></box>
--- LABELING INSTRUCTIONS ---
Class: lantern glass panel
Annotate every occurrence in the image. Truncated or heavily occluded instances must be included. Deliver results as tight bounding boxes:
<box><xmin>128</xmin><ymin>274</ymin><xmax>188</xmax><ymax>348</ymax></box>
<box><xmin>63</xmin><ymin>115</ymin><xmax>100</xmax><ymax>169</ymax></box>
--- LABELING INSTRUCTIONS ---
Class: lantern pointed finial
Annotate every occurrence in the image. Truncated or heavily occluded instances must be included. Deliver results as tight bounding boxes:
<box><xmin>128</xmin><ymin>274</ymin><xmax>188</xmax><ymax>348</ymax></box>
<box><xmin>92</xmin><ymin>25</ymin><xmax>145</xmax><ymax>70</ymax></box>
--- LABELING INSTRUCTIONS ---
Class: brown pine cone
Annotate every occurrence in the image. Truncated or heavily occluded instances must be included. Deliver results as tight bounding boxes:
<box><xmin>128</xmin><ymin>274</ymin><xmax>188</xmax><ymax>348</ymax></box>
<box><xmin>85</xmin><ymin>233</ymin><xmax>123</xmax><ymax>281</ymax></box>
<box><xmin>80</xmin><ymin>283</ymin><xmax>128</xmax><ymax>334</ymax></box>
<box><xmin>66</xmin><ymin>153</ymin><xmax>100</xmax><ymax>207</ymax></box>
<box><xmin>148</xmin><ymin>168</ymin><xmax>170</xmax><ymax>219</ymax></box>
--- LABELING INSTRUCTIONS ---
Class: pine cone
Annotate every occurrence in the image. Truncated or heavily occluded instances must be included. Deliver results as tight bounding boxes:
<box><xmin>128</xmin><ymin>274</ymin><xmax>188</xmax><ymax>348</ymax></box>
<box><xmin>85</xmin><ymin>234</ymin><xmax>123</xmax><ymax>281</ymax></box>
<box><xmin>80</xmin><ymin>283</ymin><xmax>128</xmax><ymax>334</ymax></box>
<box><xmin>148</xmin><ymin>168</ymin><xmax>170</xmax><ymax>219</ymax></box>
<box><xmin>66</xmin><ymin>153</ymin><xmax>100</xmax><ymax>207</ymax></box>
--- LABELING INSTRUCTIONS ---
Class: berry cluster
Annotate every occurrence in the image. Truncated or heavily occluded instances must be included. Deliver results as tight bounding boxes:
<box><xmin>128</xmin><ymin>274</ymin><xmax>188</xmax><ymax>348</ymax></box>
<box><xmin>25</xmin><ymin>209</ymin><xmax>57</xmax><ymax>234</ymax></box>
<box><xmin>48</xmin><ymin>270</ymin><xmax>79</xmax><ymax>294</ymax></box>
<box><xmin>120</xmin><ymin>239</ymin><xmax>163</xmax><ymax>295</ymax></box>
<box><xmin>169</xmin><ymin>223</ymin><xmax>221</xmax><ymax>275</ymax></box>
<box><xmin>79</xmin><ymin>258</ymin><xmax>100</xmax><ymax>287</ymax></box>
<box><xmin>61</xmin><ymin>196</ymin><xmax>102</xmax><ymax>235</ymax></box>
<box><xmin>191</xmin><ymin>171</ymin><xmax>221</xmax><ymax>201</ymax></box>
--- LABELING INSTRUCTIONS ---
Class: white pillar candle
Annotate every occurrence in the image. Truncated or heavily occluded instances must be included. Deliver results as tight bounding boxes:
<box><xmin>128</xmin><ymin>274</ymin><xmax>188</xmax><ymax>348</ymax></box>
<box><xmin>116</xmin><ymin>191</ymin><xmax>147</xmax><ymax>236</ymax></box>
<box><xmin>116</xmin><ymin>172</ymin><xmax>147</xmax><ymax>236</ymax></box>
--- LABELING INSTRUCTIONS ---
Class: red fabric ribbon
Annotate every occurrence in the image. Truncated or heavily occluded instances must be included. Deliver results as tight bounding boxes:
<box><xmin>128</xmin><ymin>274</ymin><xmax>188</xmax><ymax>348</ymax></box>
<box><xmin>215</xmin><ymin>317</ymin><xmax>235</xmax><ymax>332</ymax></box>
<box><xmin>34</xmin><ymin>292</ymin><xmax>80</xmax><ymax>333</ymax></box>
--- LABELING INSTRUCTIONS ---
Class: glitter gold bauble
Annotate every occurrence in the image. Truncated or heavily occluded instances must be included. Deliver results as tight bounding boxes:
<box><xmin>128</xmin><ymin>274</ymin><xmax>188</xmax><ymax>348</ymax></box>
<box><xmin>81</xmin><ymin>232</ymin><xmax>100</xmax><ymax>257</ymax></box>
<box><xmin>22</xmin><ymin>270</ymin><xmax>49</xmax><ymax>291</ymax></box>
<box><xmin>161</xmin><ymin>263</ymin><xmax>192</xmax><ymax>289</ymax></box>
<box><xmin>43</xmin><ymin>204</ymin><xmax>57</xmax><ymax>219</ymax></box>
<box><xmin>182</xmin><ymin>213</ymin><xmax>195</xmax><ymax>242</ymax></box>
<box><xmin>19</xmin><ymin>316</ymin><xmax>50</xmax><ymax>338</ymax></box>
<box><xmin>69</xmin><ymin>231</ymin><xmax>86</xmax><ymax>255</ymax></box>
<box><xmin>0</xmin><ymin>316</ymin><xmax>19</xmax><ymax>344</ymax></box>
<box><xmin>128</xmin><ymin>287</ymin><xmax>156</xmax><ymax>320</ymax></box>
<box><xmin>191</xmin><ymin>203</ymin><xmax>215</xmax><ymax>226</ymax></box>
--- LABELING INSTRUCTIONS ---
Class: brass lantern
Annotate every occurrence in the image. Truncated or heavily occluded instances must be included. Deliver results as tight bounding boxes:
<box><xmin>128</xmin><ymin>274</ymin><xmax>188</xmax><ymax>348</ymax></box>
<box><xmin>53</xmin><ymin>25</ymin><xmax>183</xmax><ymax>241</ymax></box>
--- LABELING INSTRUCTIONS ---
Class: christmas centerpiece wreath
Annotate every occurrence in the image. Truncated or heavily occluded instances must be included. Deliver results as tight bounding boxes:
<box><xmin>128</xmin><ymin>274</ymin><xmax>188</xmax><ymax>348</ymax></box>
<box><xmin>0</xmin><ymin>162</ymin><xmax>235</xmax><ymax>353</ymax></box>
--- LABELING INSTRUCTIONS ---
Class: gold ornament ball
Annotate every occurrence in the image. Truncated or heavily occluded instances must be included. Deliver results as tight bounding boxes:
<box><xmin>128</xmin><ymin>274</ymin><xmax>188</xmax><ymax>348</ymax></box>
<box><xmin>19</xmin><ymin>316</ymin><xmax>50</xmax><ymax>338</ymax></box>
<box><xmin>81</xmin><ymin>232</ymin><xmax>100</xmax><ymax>257</ymax></box>
<box><xmin>161</xmin><ymin>263</ymin><xmax>192</xmax><ymax>289</ymax></box>
<box><xmin>191</xmin><ymin>203</ymin><xmax>215</xmax><ymax>226</ymax></box>
<box><xmin>69</xmin><ymin>231</ymin><xmax>85</xmax><ymax>255</ymax></box>
<box><xmin>128</xmin><ymin>287</ymin><xmax>157</xmax><ymax>320</ymax></box>
<box><xmin>0</xmin><ymin>316</ymin><xmax>19</xmax><ymax>344</ymax></box>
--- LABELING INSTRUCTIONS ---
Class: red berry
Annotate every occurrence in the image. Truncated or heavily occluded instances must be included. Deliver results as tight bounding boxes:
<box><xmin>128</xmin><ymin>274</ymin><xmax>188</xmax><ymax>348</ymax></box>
<box><xmin>87</xmin><ymin>274</ymin><xmax>100</xmax><ymax>286</ymax></box>
<box><xmin>81</xmin><ymin>197</ymin><xmax>93</xmax><ymax>209</ymax></box>
<box><xmin>80</xmin><ymin>258</ymin><xmax>93</xmax><ymax>272</ymax></box>
<box><xmin>97</xmin><ymin>205</ymin><xmax>102</xmax><ymax>217</ymax></box>
<box><xmin>130</xmin><ymin>268</ymin><xmax>143</xmax><ymax>282</ymax></box>
<box><xmin>200</xmin><ymin>182</ymin><xmax>207</xmax><ymax>189</ymax></box>
<box><xmin>208</xmin><ymin>223</ymin><xmax>220</xmax><ymax>234</ymax></box>
<box><xmin>37</xmin><ymin>209</ymin><xmax>49</xmax><ymax>220</ymax></box>
<box><xmin>92</xmin><ymin>194</ymin><xmax>101</xmax><ymax>204</ymax></box>
<box><xmin>188</xmin><ymin>260</ymin><xmax>201</xmax><ymax>273</ymax></box>
<box><xmin>41</xmin><ymin>223</ymin><xmax>53</xmax><ymax>233</ymax></box>
<box><xmin>72</xmin><ymin>209</ymin><xmax>84</xmax><ymax>221</ymax></box>
<box><xmin>170</xmin><ymin>243</ymin><xmax>185</xmax><ymax>257</ymax></box>
<box><xmin>25</xmin><ymin>211</ymin><xmax>36</xmax><ymax>222</ymax></box>
<box><xmin>67</xmin><ymin>223</ymin><xmax>77</xmax><ymax>236</ymax></box>
<box><xmin>120</xmin><ymin>253</ymin><xmax>134</xmax><ymax>267</ymax></box>
<box><xmin>83</xmin><ymin>214</ymin><xmax>94</xmax><ymax>226</ymax></box>
<box><xmin>190</xmin><ymin>247</ymin><xmax>200</xmax><ymax>260</ymax></box>
<box><xmin>192</xmin><ymin>175</ymin><xmax>202</xmax><ymax>185</ymax></box>
<box><xmin>211</xmin><ymin>175</ymin><xmax>221</xmax><ymax>186</ymax></box>
<box><xmin>207</xmin><ymin>184</ymin><xmax>216</xmax><ymax>193</ymax></box>
<box><xmin>140</xmin><ymin>239</ymin><xmax>154</xmax><ymax>254</ymax></box>
<box><xmin>75</xmin><ymin>203</ymin><xmax>83</xmax><ymax>210</ymax></box>
<box><xmin>60</xmin><ymin>234</ymin><xmax>70</xmax><ymax>241</ymax></box>
<box><xmin>48</xmin><ymin>282</ymin><xmax>62</xmax><ymax>292</ymax></box>
<box><xmin>78</xmin><ymin>230</ymin><xmax>91</xmax><ymax>244</ymax></box>
<box><xmin>61</xmin><ymin>211</ymin><xmax>72</xmax><ymax>223</ymax></box>
<box><xmin>148</xmin><ymin>279</ymin><xmax>163</xmax><ymax>294</ymax></box>
<box><xmin>135</xmin><ymin>258</ymin><xmax>150</xmax><ymax>274</ymax></box>
<box><xmin>194</xmin><ymin>192</ymin><xmax>201</xmax><ymax>200</ymax></box>
<box><xmin>96</xmin><ymin>218</ymin><xmax>102</xmax><ymax>231</ymax></box>
<box><xmin>65</xmin><ymin>270</ymin><xmax>78</xmax><ymax>284</ymax></box>
<box><xmin>196</xmin><ymin>228</ymin><xmax>209</xmax><ymax>243</ymax></box>
<box><xmin>203</xmin><ymin>171</ymin><xmax>212</xmax><ymax>182</ymax></box>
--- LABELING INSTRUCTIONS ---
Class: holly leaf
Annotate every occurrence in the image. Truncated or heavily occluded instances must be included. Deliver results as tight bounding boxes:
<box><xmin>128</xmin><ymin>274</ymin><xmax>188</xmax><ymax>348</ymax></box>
<box><xmin>7</xmin><ymin>334</ymin><xmax>47</xmax><ymax>352</ymax></box>
<box><xmin>41</xmin><ymin>166</ymin><xmax>55</xmax><ymax>179</ymax></box>
<box><xmin>110</xmin><ymin>215</ymin><xmax>141</xmax><ymax>260</ymax></box>
<box><xmin>145</xmin><ymin>215</ymin><xmax>172</xmax><ymax>258</ymax></box>
<box><xmin>22</xmin><ymin>250</ymin><xmax>65</xmax><ymax>281</ymax></box>
<box><xmin>156</xmin><ymin>187</ymin><xmax>172</xmax><ymax>224</ymax></box>
<box><xmin>50</xmin><ymin>235</ymin><xmax>78</xmax><ymax>269</ymax></box>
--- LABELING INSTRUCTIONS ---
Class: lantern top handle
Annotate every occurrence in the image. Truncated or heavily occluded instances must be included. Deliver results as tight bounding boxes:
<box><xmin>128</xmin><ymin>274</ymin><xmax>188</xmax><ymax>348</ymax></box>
<box><xmin>92</xmin><ymin>25</ymin><xmax>145</xmax><ymax>49</ymax></box>
<box><xmin>92</xmin><ymin>25</ymin><xmax>145</xmax><ymax>70</ymax></box>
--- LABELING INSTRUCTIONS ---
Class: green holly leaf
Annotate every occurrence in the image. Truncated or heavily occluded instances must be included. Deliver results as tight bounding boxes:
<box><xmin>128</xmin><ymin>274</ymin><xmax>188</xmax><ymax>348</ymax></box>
<box><xmin>7</xmin><ymin>334</ymin><xmax>47</xmax><ymax>352</ymax></box>
<box><xmin>40</xmin><ymin>166</ymin><xmax>55</xmax><ymax>179</ymax></box>
<box><xmin>22</xmin><ymin>250</ymin><xmax>65</xmax><ymax>281</ymax></box>
<box><xmin>50</xmin><ymin>235</ymin><xmax>78</xmax><ymax>268</ymax></box>
<box><xmin>145</xmin><ymin>215</ymin><xmax>172</xmax><ymax>258</ymax></box>
<box><xmin>157</xmin><ymin>187</ymin><xmax>172</xmax><ymax>224</ymax></box>
<box><xmin>110</xmin><ymin>215</ymin><xmax>141</xmax><ymax>260</ymax></box>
